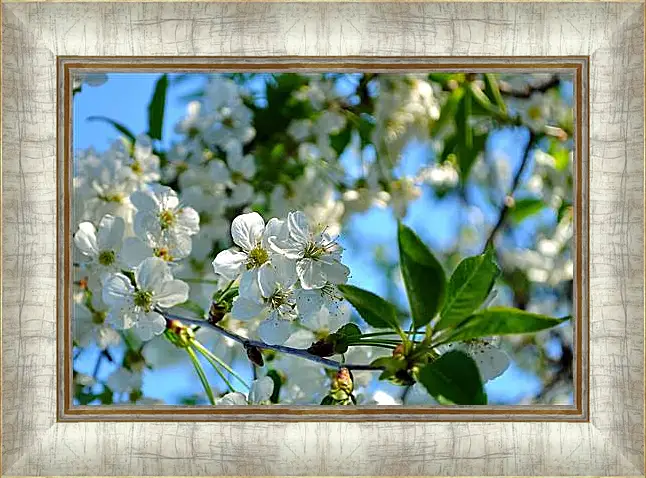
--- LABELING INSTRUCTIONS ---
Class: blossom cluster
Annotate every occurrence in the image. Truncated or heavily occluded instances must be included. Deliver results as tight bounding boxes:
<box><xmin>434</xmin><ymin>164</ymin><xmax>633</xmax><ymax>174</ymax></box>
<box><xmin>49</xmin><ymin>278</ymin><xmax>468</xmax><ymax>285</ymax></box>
<box><xmin>212</xmin><ymin>211</ymin><xmax>350</xmax><ymax>345</ymax></box>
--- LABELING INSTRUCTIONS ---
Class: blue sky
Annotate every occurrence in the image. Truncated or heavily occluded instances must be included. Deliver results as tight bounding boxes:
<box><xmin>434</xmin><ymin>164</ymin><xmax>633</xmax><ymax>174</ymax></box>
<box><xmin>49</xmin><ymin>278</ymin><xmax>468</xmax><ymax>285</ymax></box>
<box><xmin>73</xmin><ymin>73</ymin><xmax>571</xmax><ymax>405</ymax></box>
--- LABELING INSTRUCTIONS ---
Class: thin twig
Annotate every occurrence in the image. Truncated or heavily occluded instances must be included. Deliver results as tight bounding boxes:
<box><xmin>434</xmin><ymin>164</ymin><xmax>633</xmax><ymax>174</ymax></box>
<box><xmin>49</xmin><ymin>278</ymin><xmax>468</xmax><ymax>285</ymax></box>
<box><xmin>483</xmin><ymin>131</ymin><xmax>537</xmax><ymax>251</ymax></box>
<box><xmin>163</xmin><ymin>312</ymin><xmax>383</xmax><ymax>371</ymax></box>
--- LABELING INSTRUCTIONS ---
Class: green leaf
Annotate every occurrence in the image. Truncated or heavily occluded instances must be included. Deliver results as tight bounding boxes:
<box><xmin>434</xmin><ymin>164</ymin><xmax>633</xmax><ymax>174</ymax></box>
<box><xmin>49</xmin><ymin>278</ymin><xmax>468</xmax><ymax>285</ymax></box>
<box><xmin>482</xmin><ymin>74</ymin><xmax>507</xmax><ymax>115</ymax></box>
<box><xmin>329</xmin><ymin>125</ymin><xmax>353</xmax><ymax>156</ymax></box>
<box><xmin>445</xmin><ymin>307</ymin><xmax>571</xmax><ymax>343</ymax></box>
<box><xmin>430</xmin><ymin>87</ymin><xmax>465</xmax><ymax>137</ymax></box>
<box><xmin>439</xmin><ymin>134</ymin><xmax>458</xmax><ymax>164</ymax></box>
<box><xmin>454</xmin><ymin>89</ymin><xmax>483</xmax><ymax>182</ymax></box>
<box><xmin>418</xmin><ymin>350</ymin><xmax>486</xmax><ymax>405</ymax></box>
<box><xmin>86</xmin><ymin>116</ymin><xmax>136</xmax><ymax>143</ymax></box>
<box><xmin>147</xmin><ymin>74</ymin><xmax>169</xmax><ymax>141</ymax></box>
<box><xmin>331</xmin><ymin>323</ymin><xmax>363</xmax><ymax>354</ymax></box>
<box><xmin>509</xmin><ymin>198</ymin><xmax>545</xmax><ymax>224</ymax></box>
<box><xmin>337</xmin><ymin>284</ymin><xmax>400</xmax><ymax>330</ymax></box>
<box><xmin>397</xmin><ymin>223</ymin><xmax>446</xmax><ymax>329</ymax></box>
<box><xmin>435</xmin><ymin>250</ymin><xmax>500</xmax><ymax>332</ymax></box>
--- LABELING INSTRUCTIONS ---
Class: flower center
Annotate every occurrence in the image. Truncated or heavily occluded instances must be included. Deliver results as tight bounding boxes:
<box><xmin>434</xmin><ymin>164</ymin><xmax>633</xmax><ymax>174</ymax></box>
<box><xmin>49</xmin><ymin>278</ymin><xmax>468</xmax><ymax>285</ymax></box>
<box><xmin>98</xmin><ymin>250</ymin><xmax>116</xmax><ymax>266</ymax></box>
<box><xmin>321</xmin><ymin>284</ymin><xmax>343</xmax><ymax>303</ymax></box>
<box><xmin>131</xmin><ymin>160</ymin><xmax>143</xmax><ymax>175</ymax></box>
<box><xmin>91</xmin><ymin>310</ymin><xmax>107</xmax><ymax>325</ymax></box>
<box><xmin>246</xmin><ymin>246</ymin><xmax>269</xmax><ymax>270</ymax></box>
<box><xmin>133</xmin><ymin>290</ymin><xmax>154</xmax><ymax>312</ymax></box>
<box><xmin>527</xmin><ymin>105</ymin><xmax>542</xmax><ymax>120</ymax></box>
<box><xmin>99</xmin><ymin>192</ymin><xmax>125</xmax><ymax>203</ymax></box>
<box><xmin>154</xmin><ymin>247</ymin><xmax>173</xmax><ymax>262</ymax></box>
<box><xmin>268</xmin><ymin>287</ymin><xmax>292</xmax><ymax>311</ymax></box>
<box><xmin>159</xmin><ymin>209</ymin><xmax>176</xmax><ymax>230</ymax></box>
<box><xmin>230</xmin><ymin>171</ymin><xmax>244</xmax><ymax>183</ymax></box>
<box><xmin>303</xmin><ymin>241</ymin><xmax>325</xmax><ymax>259</ymax></box>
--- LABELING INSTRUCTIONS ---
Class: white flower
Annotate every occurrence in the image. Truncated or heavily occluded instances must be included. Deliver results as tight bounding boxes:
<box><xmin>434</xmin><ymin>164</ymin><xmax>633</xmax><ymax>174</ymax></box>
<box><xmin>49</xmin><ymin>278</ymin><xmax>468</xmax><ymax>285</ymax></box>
<box><xmin>102</xmin><ymin>257</ymin><xmax>189</xmax><ymax>341</ymax></box>
<box><xmin>436</xmin><ymin>339</ymin><xmax>510</xmax><ymax>382</ymax></box>
<box><xmin>216</xmin><ymin>376</ymin><xmax>274</xmax><ymax>405</ymax></box>
<box><xmin>106</xmin><ymin>367</ymin><xmax>142</xmax><ymax>394</ymax></box>
<box><xmin>389</xmin><ymin>178</ymin><xmax>421</xmax><ymax>219</ymax></box>
<box><xmin>131</xmin><ymin>184</ymin><xmax>200</xmax><ymax>247</ymax></box>
<box><xmin>121</xmin><ymin>230</ymin><xmax>193</xmax><ymax>266</ymax></box>
<box><xmin>74</xmin><ymin>144</ymin><xmax>136</xmax><ymax>224</ymax></box>
<box><xmin>73</xmin><ymin>302</ymin><xmax>121</xmax><ymax>350</ymax></box>
<box><xmin>270</xmin><ymin>211</ymin><xmax>349</xmax><ymax>290</ymax></box>
<box><xmin>212</xmin><ymin>212</ymin><xmax>293</xmax><ymax>288</ymax></box>
<box><xmin>73</xmin><ymin>73</ymin><xmax>108</xmax><ymax>90</ymax></box>
<box><xmin>230</xmin><ymin>264</ymin><xmax>297</xmax><ymax>345</ymax></box>
<box><xmin>125</xmin><ymin>134</ymin><xmax>161</xmax><ymax>184</ymax></box>
<box><xmin>293</xmin><ymin>284</ymin><xmax>347</xmax><ymax>328</ymax></box>
<box><xmin>74</xmin><ymin>215</ymin><xmax>127</xmax><ymax>287</ymax></box>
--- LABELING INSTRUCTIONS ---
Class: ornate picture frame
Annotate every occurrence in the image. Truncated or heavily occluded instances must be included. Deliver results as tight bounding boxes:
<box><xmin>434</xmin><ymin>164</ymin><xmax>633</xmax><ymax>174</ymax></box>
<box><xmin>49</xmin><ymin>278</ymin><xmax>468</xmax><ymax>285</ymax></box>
<box><xmin>2</xmin><ymin>1</ymin><xmax>644</xmax><ymax>475</ymax></box>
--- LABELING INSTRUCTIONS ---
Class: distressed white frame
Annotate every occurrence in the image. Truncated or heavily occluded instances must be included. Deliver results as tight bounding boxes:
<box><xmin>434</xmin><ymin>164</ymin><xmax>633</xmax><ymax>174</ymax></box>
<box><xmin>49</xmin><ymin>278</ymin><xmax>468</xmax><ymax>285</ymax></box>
<box><xmin>2</xmin><ymin>2</ymin><xmax>644</xmax><ymax>475</ymax></box>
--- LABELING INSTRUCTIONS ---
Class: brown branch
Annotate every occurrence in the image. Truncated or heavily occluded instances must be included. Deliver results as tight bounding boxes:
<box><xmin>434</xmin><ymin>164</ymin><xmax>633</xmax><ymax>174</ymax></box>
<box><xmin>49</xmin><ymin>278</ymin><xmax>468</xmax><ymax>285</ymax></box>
<box><xmin>483</xmin><ymin>131</ymin><xmax>537</xmax><ymax>251</ymax></box>
<box><xmin>162</xmin><ymin>312</ymin><xmax>384</xmax><ymax>372</ymax></box>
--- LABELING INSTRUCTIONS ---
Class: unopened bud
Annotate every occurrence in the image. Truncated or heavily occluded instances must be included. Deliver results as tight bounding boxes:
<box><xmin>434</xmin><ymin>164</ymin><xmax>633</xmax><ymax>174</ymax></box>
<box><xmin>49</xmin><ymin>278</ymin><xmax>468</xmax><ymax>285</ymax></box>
<box><xmin>392</xmin><ymin>343</ymin><xmax>406</xmax><ymax>357</ymax></box>
<box><xmin>245</xmin><ymin>345</ymin><xmax>264</xmax><ymax>367</ymax></box>
<box><xmin>208</xmin><ymin>302</ymin><xmax>227</xmax><ymax>325</ymax></box>
<box><xmin>332</xmin><ymin>367</ymin><xmax>353</xmax><ymax>395</ymax></box>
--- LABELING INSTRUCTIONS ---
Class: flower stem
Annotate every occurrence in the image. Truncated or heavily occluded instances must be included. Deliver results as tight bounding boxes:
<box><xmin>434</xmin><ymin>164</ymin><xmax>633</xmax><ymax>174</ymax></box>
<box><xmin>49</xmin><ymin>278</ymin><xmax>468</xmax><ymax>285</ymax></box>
<box><xmin>348</xmin><ymin>342</ymin><xmax>396</xmax><ymax>350</ymax></box>
<box><xmin>185</xmin><ymin>346</ymin><xmax>216</xmax><ymax>405</ymax></box>
<box><xmin>191</xmin><ymin>340</ymin><xmax>249</xmax><ymax>390</ymax></box>
<box><xmin>176</xmin><ymin>278</ymin><xmax>223</xmax><ymax>285</ymax></box>
<box><xmin>201</xmin><ymin>353</ymin><xmax>236</xmax><ymax>394</ymax></box>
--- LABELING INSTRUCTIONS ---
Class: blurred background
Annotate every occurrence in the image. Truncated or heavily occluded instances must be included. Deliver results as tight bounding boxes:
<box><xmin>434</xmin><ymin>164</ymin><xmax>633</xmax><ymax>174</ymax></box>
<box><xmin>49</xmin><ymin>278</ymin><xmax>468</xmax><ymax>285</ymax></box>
<box><xmin>72</xmin><ymin>71</ymin><xmax>575</xmax><ymax>406</ymax></box>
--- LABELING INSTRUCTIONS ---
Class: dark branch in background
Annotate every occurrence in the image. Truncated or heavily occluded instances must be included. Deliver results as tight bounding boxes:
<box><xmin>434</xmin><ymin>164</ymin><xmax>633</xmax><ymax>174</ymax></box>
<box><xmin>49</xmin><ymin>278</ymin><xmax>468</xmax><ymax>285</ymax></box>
<box><xmin>498</xmin><ymin>75</ymin><xmax>561</xmax><ymax>98</ymax></box>
<box><xmin>162</xmin><ymin>312</ymin><xmax>384</xmax><ymax>372</ymax></box>
<box><xmin>483</xmin><ymin>131</ymin><xmax>537</xmax><ymax>251</ymax></box>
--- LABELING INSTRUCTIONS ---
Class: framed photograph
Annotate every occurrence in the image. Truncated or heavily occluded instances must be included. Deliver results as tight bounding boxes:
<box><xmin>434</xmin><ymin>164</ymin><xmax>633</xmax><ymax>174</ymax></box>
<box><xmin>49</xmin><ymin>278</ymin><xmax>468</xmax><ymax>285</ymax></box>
<box><xmin>2</xmin><ymin>1</ymin><xmax>644</xmax><ymax>476</ymax></box>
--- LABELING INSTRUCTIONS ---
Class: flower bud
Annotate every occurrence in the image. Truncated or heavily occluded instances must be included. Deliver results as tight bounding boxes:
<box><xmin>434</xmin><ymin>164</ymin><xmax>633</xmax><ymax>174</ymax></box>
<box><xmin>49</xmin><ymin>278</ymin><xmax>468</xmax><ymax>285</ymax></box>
<box><xmin>208</xmin><ymin>302</ymin><xmax>227</xmax><ymax>325</ymax></box>
<box><xmin>331</xmin><ymin>367</ymin><xmax>354</xmax><ymax>395</ymax></box>
<box><xmin>245</xmin><ymin>345</ymin><xmax>264</xmax><ymax>367</ymax></box>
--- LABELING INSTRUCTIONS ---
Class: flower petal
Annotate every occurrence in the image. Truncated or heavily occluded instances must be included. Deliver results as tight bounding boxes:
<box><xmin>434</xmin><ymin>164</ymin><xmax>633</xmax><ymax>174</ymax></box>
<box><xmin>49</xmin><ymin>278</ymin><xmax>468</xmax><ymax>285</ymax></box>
<box><xmin>120</xmin><ymin>237</ymin><xmax>153</xmax><ymax>268</ymax></box>
<box><xmin>134</xmin><ymin>211</ymin><xmax>162</xmax><ymax>242</ymax></box>
<box><xmin>106</xmin><ymin>305</ymin><xmax>136</xmax><ymax>330</ymax></box>
<box><xmin>468</xmin><ymin>344</ymin><xmax>510</xmax><ymax>382</ymax></box>
<box><xmin>212</xmin><ymin>249</ymin><xmax>247</xmax><ymax>280</ymax></box>
<box><xmin>155</xmin><ymin>279</ymin><xmax>190</xmax><ymax>308</ymax></box>
<box><xmin>293</xmin><ymin>288</ymin><xmax>325</xmax><ymax>319</ymax></box>
<box><xmin>231</xmin><ymin>296</ymin><xmax>266</xmax><ymax>321</ymax></box>
<box><xmin>102</xmin><ymin>273</ymin><xmax>135</xmax><ymax>307</ymax></box>
<box><xmin>231</xmin><ymin>212</ymin><xmax>265</xmax><ymax>251</ymax></box>
<box><xmin>287</xmin><ymin>211</ymin><xmax>310</xmax><ymax>245</ymax></box>
<box><xmin>257</xmin><ymin>263</ymin><xmax>279</xmax><ymax>298</ymax></box>
<box><xmin>133</xmin><ymin>311</ymin><xmax>166</xmax><ymax>341</ymax></box>
<box><xmin>97</xmin><ymin>215</ymin><xmax>125</xmax><ymax>251</ymax></box>
<box><xmin>257</xmin><ymin>316</ymin><xmax>294</xmax><ymax>345</ymax></box>
<box><xmin>176</xmin><ymin>207</ymin><xmax>200</xmax><ymax>236</ymax></box>
<box><xmin>74</xmin><ymin>222</ymin><xmax>99</xmax><ymax>258</ymax></box>
<box><xmin>229</xmin><ymin>183</ymin><xmax>254</xmax><ymax>207</ymax></box>
<box><xmin>296</xmin><ymin>258</ymin><xmax>327</xmax><ymax>290</ymax></box>
<box><xmin>135</xmin><ymin>257</ymin><xmax>172</xmax><ymax>294</ymax></box>
<box><xmin>130</xmin><ymin>190</ymin><xmax>159</xmax><ymax>213</ymax></box>
<box><xmin>320</xmin><ymin>259</ymin><xmax>350</xmax><ymax>285</ymax></box>
<box><xmin>217</xmin><ymin>392</ymin><xmax>248</xmax><ymax>405</ymax></box>
<box><xmin>248</xmin><ymin>376</ymin><xmax>274</xmax><ymax>404</ymax></box>
<box><xmin>262</xmin><ymin>218</ymin><xmax>288</xmax><ymax>249</ymax></box>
